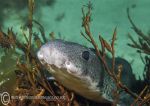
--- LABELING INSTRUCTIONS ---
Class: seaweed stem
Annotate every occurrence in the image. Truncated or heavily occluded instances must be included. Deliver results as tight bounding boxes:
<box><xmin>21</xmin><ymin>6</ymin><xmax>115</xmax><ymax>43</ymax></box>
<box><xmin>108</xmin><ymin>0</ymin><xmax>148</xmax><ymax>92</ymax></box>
<box><xmin>127</xmin><ymin>8</ymin><xmax>150</xmax><ymax>55</ymax></box>
<box><xmin>28</xmin><ymin>0</ymin><xmax>34</xmax><ymax>54</ymax></box>
<box><xmin>111</xmin><ymin>27</ymin><xmax>117</xmax><ymax>75</ymax></box>
<box><xmin>127</xmin><ymin>8</ymin><xmax>150</xmax><ymax>45</ymax></box>
<box><xmin>33</xmin><ymin>19</ymin><xmax>47</xmax><ymax>43</ymax></box>
<box><xmin>81</xmin><ymin>2</ymin><xmax>138</xmax><ymax>102</ymax></box>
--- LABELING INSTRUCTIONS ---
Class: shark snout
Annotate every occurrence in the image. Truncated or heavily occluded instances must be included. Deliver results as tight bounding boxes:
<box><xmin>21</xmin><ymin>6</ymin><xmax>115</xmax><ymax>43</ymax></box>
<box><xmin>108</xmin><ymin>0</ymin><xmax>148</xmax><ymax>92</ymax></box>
<box><xmin>37</xmin><ymin>50</ymin><xmax>44</xmax><ymax>61</ymax></box>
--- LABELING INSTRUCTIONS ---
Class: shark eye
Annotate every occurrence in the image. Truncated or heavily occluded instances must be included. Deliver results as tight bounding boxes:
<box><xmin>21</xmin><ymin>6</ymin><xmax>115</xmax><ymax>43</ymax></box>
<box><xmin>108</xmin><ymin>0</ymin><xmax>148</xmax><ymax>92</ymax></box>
<box><xmin>82</xmin><ymin>51</ymin><xmax>89</xmax><ymax>61</ymax></box>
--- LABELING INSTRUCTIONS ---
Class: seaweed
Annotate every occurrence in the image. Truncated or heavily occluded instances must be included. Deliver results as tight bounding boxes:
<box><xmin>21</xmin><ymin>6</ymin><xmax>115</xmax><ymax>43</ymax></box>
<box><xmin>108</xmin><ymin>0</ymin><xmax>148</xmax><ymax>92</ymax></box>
<box><xmin>81</xmin><ymin>2</ymin><xmax>137</xmax><ymax>105</ymax></box>
<box><xmin>126</xmin><ymin>8</ymin><xmax>150</xmax><ymax>105</ymax></box>
<box><xmin>81</xmin><ymin>3</ymin><xmax>150</xmax><ymax>105</ymax></box>
<box><xmin>127</xmin><ymin>8</ymin><xmax>150</xmax><ymax>55</ymax></box>
<box><xmin>0</xmin><ymin>0</ymin><xmax>74</xmax><ymax>106</ymax></box>
<box><xmin>0</xmin><ymin>1</ymin><xmax>150</xmax><ymax>106</ymax></box>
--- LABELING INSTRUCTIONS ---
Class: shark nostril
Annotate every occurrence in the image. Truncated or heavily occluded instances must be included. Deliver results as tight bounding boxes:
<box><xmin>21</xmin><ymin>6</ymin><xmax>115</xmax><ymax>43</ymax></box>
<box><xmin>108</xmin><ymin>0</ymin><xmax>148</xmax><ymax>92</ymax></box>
<box><xmin>65</xmin><ymin>61</ymin><xmax>70</xmax><ymax>66</ymax></box>
<box><xmin>37</xmin><ymin>51</ymin><xmax>44</xmax><ymax>60</ymax></box>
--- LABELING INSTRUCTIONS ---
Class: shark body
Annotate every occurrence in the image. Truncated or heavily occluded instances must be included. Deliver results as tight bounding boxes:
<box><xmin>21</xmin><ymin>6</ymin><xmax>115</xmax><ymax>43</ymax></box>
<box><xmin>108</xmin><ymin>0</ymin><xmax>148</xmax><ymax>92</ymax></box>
<box><xmin>37</xmin><ymin>39</ymin><xmax>136</xmax><ymax>105</ymax></box>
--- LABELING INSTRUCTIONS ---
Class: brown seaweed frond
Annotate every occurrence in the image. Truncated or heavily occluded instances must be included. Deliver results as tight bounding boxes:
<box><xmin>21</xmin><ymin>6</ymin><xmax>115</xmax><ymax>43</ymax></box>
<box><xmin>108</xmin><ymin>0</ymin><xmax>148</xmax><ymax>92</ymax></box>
<box><xmin>81</xmin><ymin>2</ymin><xmax>139</xmax><ymax>105</ymax></box>
<box><xmin>0</xmin><ymin>28</ymin><xmax>63</xmax><ymax>105</ymax></box>
<box><xmin>127</xmin><ymin>7</ymin><xmax>150</xmax><ymax>105</ymax></box>
<box><xmin>0</xmin><ymin>26</ymin><xmax>78</xmax><ymax>106</ymax></box>
<box><xmin>0</xmin><ymin>28</ymin><xmax>16</xmax><ymax>49</ymax></box>
<box><xmin>33</xmin><ymin>19</ymin><xmax>47</xmax><ymax>43</ymax></box>
<box><xmin>27</xmin><ymin>0</ymin><xmax>34</xmax><ymax>52</ymax></box>
<box><xmin>131</xmin><ymin>85</ymin><xmax>150</xmax><ymax>106</ymax></box>
<box><xmin>0</xmin><ymin>0</ymin><xmax>75</xmax><ymax>106</ymax></box>
<box><xmin>127</xmin><ymin>8</ymin><xmax>150</xmax><ymax>55</ymax></box>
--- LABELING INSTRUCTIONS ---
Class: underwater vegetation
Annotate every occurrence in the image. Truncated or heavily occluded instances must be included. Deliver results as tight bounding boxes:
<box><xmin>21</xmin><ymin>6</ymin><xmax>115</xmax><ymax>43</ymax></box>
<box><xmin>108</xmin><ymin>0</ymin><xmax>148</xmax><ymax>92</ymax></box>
<box><xmin>127</xmin><ymin>7</ymin><xmax>150</xmax><ymax>79</ymax></box>
<box><xmin>81</xmin><ymin>3</ymin><xmax>150</xmax><ymax>106</ymax></box>
<box><xmin>127</xmin><ymin>8</ymin><xmax>150</xmax><ymax>55</ymax></box>
<box><xmin>127</xmin><ymin>8</ymin><xmax>150</xmax><ymax>86</ymax></box>
<box><xmin>0</xmin><ymin>0</ymin><xmax>149</xmax><ymax>106</ymax></box>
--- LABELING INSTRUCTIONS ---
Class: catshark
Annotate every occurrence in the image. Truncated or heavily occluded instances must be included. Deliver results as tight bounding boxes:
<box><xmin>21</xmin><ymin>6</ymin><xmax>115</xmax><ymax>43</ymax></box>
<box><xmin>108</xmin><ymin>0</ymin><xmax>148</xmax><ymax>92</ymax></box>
<box><xmin>37</xmin><ymin>39</ymin><xmax>137</xmax><ymax>105</ymax></box>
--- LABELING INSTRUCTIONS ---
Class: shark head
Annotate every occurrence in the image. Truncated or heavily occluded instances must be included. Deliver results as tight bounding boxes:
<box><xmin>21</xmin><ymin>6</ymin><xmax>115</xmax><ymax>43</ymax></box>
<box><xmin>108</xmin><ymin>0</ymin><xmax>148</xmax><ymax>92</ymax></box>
<box><xmin>37</xmin><ymin>39</ymin><xmax>111</xmax><ymax>103</ymax></box>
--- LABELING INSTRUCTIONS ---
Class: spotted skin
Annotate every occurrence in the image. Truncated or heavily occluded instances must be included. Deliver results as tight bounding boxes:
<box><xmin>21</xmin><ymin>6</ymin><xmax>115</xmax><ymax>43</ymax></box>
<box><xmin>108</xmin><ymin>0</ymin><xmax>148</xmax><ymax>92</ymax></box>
<box><xmin>37</xmin><ymin>39</ymin><xmax>136</xmax><ymax>105</ymax></box>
